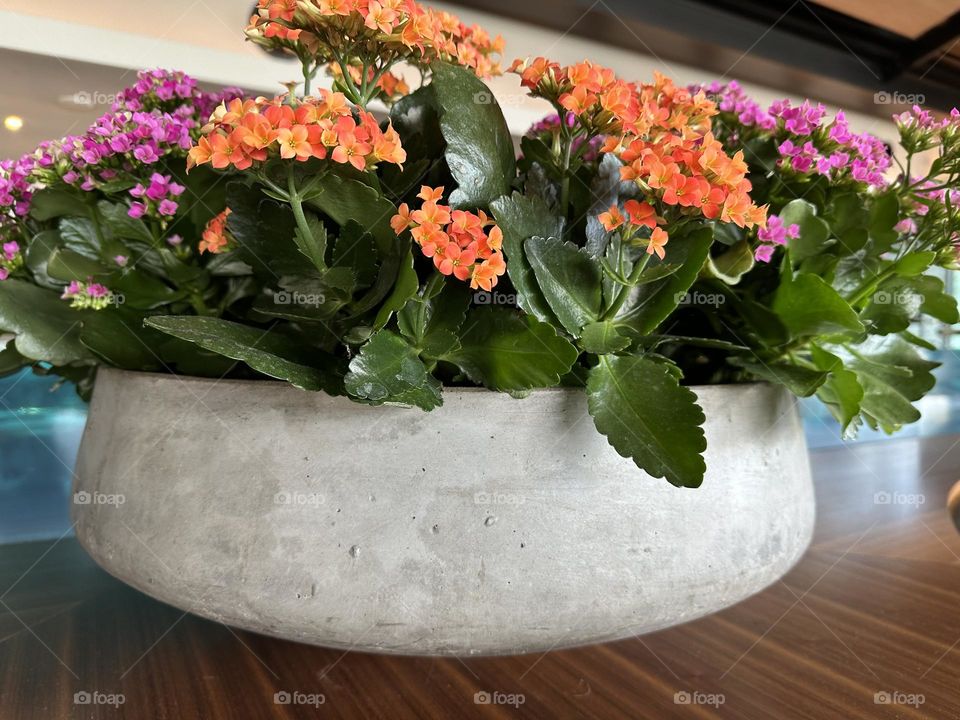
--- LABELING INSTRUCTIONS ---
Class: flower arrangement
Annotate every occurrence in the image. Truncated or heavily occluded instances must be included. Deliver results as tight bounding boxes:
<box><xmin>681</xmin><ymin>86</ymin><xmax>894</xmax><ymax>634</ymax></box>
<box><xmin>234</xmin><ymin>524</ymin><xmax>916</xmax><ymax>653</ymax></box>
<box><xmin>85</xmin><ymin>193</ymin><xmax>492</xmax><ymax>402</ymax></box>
<box><xmin>1</xmin><ymin>5</ymin><xmax>958</xmax><ymax>488</ymax></box>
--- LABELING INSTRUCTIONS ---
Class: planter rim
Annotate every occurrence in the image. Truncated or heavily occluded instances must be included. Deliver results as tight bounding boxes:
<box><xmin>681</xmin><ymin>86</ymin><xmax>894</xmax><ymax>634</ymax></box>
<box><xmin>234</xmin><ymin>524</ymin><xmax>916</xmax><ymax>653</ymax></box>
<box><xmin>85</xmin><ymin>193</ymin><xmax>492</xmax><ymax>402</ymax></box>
<box><xmin>94</xmin><ymin>366</ymin><xmax>769</xmax><ymax>396</ymax></box>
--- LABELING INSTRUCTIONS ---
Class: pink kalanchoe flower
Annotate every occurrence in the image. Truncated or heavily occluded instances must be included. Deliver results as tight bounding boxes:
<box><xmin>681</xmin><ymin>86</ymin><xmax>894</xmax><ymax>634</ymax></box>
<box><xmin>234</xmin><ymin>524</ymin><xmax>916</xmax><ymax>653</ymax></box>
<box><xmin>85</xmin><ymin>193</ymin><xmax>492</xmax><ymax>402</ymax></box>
<box><xmin>3</xmin><ymin>241</ymin><xmax>19</xmax><ymax>260</ymax></box>
<box><xmin>754</xmin><ymin>244</ymin><xmax>776</xmax><ymax>263</ymax></box>
<box><xmin>0</xmin><ymin>268</ymin><xmax>8</xmax><ymax>281</ymax></box>
<box><xmin>114</xmin><ymin>255</ymin><xmax>128</xmax><ymax>267</ymax></box>
<box><xmin>167</xmin><ymin>234</ymin><xmax>183</xmax><ymax>246</ymax></box>
<box><xmin>128</xmin><ymin>202</ymin><xmax>146</xmax><ymax>219</ymax></box>
<box><xmin>758</xmin><ymin>215</ymin><xmax>800</xmax><ymax>246</ymax></box>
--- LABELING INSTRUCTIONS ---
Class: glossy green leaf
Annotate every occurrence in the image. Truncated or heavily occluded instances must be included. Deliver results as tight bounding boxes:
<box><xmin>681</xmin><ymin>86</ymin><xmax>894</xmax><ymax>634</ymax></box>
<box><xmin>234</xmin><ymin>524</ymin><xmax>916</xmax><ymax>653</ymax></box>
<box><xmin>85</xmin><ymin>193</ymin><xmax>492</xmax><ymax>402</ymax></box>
<box><xmin>524</xmin><ymin>236</ymin><xmax>602</xmax><ymax>336</ymax></box>
<box><xmin>773</xmin><ymin>272</ymin><xmax>864</xmax><ymax>337</ymax></box>
<box><xmin>489</xmin><ymin>192</ymin><xmax>563</xmax><ymax>324</ymax></box>
<box><xmin>586</xmin><ymin>355</ymin><xmax>706</xmax><ymax>487</ymax></box>
<box><xmin>146</xmin><ymin>315</ymin><xmax>343</xmax><ymax>393</ymax></box>
<box><xmin>781</xmin><ymin>199</ymin><xmax>831</xmax><ymax>263</ymax></box>
<box><xmin>613</xmin><ymin>226</ymin><xmax>713</xmax><ymax>334</ymax></box>
<box><xmin>0</xmin><ymin>280</ymin><xmax>93</xmax><ymax>364</ymax></box>
<box><xmin>579</xmin><ymin>321</ymin><xmax>631</xmax><ymax>354</ymax></box>
<box><xmin>344</xmin><ymin>330</ymin><xmax>442</xmax><ymax>409</ymax></box>
<box><xmin>431</xmin><ymin>62</ymin><xmax>516</xmax><ymax>209</ymax></box>
<box><xmin>445</xmin><ymin>306</ymin><xmax>578</xmax><ymax>391</ymax></box>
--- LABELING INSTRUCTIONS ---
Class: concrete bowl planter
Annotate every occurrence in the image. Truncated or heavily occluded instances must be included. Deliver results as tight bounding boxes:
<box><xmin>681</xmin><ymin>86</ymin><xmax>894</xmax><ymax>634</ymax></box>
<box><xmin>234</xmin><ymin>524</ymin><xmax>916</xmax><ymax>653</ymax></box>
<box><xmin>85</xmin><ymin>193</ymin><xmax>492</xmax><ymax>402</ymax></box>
<box><xmin>72</xmin><ymin>367</ymin><xmax>815</xmax><ymax>656</ymax></box>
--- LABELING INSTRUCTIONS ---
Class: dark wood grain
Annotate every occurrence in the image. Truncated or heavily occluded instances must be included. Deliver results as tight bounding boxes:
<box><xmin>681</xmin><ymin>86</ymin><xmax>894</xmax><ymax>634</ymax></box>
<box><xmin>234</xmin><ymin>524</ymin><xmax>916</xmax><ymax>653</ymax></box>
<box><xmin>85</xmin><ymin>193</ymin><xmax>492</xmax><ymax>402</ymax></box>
<box><xmin>2</xmin><ymin>434</ymin><xmax>960</xmax><ymax>719</ymax></box>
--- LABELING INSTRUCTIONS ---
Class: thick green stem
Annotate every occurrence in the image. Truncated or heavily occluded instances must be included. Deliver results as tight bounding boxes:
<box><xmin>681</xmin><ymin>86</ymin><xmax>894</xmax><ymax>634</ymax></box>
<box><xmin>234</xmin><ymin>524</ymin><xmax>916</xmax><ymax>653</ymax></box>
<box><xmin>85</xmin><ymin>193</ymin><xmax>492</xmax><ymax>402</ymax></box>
<box><xmin>558</xmin><ymin>133</ymin><xmax>574</xmax><ymax>217</ymax></box>
<box><xmin>286</xmin><ymin>166</ymin><xmax>314</xmax><ymax>248</ymax></box>
<box><xmin>602</xmin><ymin>252</ymin><xmax>651</xmax><ymax>321</ymax></box>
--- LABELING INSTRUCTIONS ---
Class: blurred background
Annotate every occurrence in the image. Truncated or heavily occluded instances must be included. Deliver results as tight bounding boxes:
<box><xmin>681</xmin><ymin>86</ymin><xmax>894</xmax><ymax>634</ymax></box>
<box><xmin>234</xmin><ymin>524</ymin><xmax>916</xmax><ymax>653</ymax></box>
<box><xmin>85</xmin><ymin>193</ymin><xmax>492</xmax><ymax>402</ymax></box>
<box><xmin>3</xmin><ymin>0</ymin><xmax>960</xmax><ymax>543</ymax></box>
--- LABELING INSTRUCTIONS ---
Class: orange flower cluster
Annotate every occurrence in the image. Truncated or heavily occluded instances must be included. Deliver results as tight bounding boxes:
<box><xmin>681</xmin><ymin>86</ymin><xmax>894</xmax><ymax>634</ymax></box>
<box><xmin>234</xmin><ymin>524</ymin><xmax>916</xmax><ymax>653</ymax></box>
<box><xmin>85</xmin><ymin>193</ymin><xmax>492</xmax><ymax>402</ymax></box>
<box><xmin>618</xmin><ymin>131</ymin><xmax>765</xmax><ymax>228</ymax></box>
<box><xmin>199</xmin><ymin>208</ymin><xmax>233</xmax><ymax>254</ymax></box>
<box><xmin>391</xmin><ymin>186</ymin><xmax>506</xmax><ymax>291</ymax></box>
<box><xmin>598</xmin><ymin>200</ymin><xmax>669</xmax><ymax>259</ymax></box>
<box><xmin>512</xmin><ymin>59</ymin><xmax>766</xmax><ymax>232</ymax></box>
<box><xmin>187</xmin><ymin>91</ymin><xmax>406</xmax><ymax>172</ymax></box>
<box><xmin>510</xmin><ymin>61</ymin><xmax>716</xmax><ymax>139</ymax></box>
<box><xmin>246</xmin><ymin>0</ymin><xmax>504</xmax><ymax>80</ymax></box>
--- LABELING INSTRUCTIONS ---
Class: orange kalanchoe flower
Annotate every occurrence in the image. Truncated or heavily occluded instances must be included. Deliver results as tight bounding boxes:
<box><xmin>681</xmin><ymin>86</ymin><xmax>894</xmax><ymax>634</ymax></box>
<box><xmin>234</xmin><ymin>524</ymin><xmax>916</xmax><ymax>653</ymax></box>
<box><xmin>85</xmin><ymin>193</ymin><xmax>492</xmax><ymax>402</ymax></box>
<box><xmin>199</xmin><ymin>208</ymin><xmax>233</xmax><ymax>254</ymax></box>
<box><xmin>188</xmin><ymin>90</ymin><xmax>406</xmax><ymax>172</ymax></box>
<box><xmin>392</xmin><ymin>186</ymin><xmax>507</xmax><ymax>291</ymax></box>
<box><xmin>516</xmin><ymin>58</ymin><xmax>767</xmax><ymax>235</ymax></box>
<box><xmin>246</xmin><ymin>0</ymin><xmax>505</xmax><ymax>106</ymax></box>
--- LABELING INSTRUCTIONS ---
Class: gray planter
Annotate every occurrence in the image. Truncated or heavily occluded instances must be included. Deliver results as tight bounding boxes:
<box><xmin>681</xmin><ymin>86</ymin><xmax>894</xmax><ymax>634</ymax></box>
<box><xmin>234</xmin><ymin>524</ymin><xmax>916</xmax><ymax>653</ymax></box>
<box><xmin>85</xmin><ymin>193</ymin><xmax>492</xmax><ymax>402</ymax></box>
<box><xmin>73</xmin><ymin>368</ymin><xmax>814</xmax><ymax>656</ymax></box>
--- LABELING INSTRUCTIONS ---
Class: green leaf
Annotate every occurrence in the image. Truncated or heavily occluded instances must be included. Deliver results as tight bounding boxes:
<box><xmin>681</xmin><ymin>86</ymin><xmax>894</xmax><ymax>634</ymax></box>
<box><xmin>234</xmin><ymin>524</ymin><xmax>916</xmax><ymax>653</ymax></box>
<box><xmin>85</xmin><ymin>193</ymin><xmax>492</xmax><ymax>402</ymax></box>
<box><xmin>773</xmin><ymin>272</ymin><xmax>864</xmax><ymax>337</ymax></box>
<box><xmin>524</xmin><ymin>236</ymin><xmax>602</xmax><ymax>336</ymax></box>
<box><xmin>304</xmin><ymin>173</ymin><xmax>399</xmax><ymax>256</ymax></box>
<box><xmin>0</xmin><ymin>280</ymin><xmax>93</xmax><ymax>364</ymax></box>
<box><xmin>586</xmin><ymin>355</ymin><xmax>706</xmax><ymax>488</ymax></box>
<box><xmin>832</xmin><ymin>336</ymin><xmax>937</xmax><ymax>433</ymax></box>
<box><xmin>80</xmin><ymin>311</ymin><xmax>166</xmax><ymax>370</ymax></box>
<box><xmin>332</xmin><ymin>221</ymin><xmax>379</xmax><ymax>288</ymax></box>
<box><xmin>489</xmin><ymin>192</ymin><xmax>563</xmax><ymax>324</ymax></box>
<box><xmin>46</xmin><ymin>247</ymin><xmax>108</xmax><ymax>280</ymax></box>
<box><xmin>344</xmin><ymin>330</ymin><xmax>442</xmax><ymax>410</ymax></box>
<box><xmin>781</xmin><ymin>199</ymin><xmax>831</xmax><ymax>263</ymax></box>
<box><xmin>810</xmin><ymin>345</ymin><xmax>863</xmax><ymax>436</ymax></box>
<box><xmin>431</xmin><ymin>62</ymin><xmax>516</xmax><ymax>209</ymax></box>
<box><xmin>398</xmin><ymin>277</ymin><xmax>470</xmax><ymax>356</ymax></box>
<box><xmin>868</xmin><ymin>191</ymin><xmax>900</xmax><ymax>253</ymax></box>
<box><xmin>293</xmin><ymin>210</ymin><xmax>328</xmax><ymax>271</ymax></box>
<box><xmin>29</xmin><ymin>188</ymin><xmax>90</xmax><ymax>221</ymax></box>
<box><xmin>892</xmin><ymin>251</ymin><xmax>936</xmax><ymax>276</ymax></box>
<box><xmin>373</xmin><ymin>247</ymin><xmax>418</xmax><ymax>329</ymax></box>
<box><xmin>914</xmin><ymin>275</ymin><xmax>959</xmax><ymax>324</ymax></box>
<box><xmin>732</xmin><ymin>358</ymin><xmax>827</xmax><ymax>396</ymax></box>
<box><xmin>97</xmin><ymin>201</ymin><xmax>154</xmax><ymax>244</ymax></box>
<box><xmin>145</xmin><ymin>316</ymin><xmax>344</xmax><ymax>393</ymax></box>
<box><xmin>704</xmin><ymin>238</ymin><xmax>754</xmax><ymax>284</ymax></box>
<box><xmin>579</xmin><ymin>321</ymin><xmax>631</xmax><ymax>354</ymax></box>
<box><xmin>445</xmin><ymin>306</ymin><xmax>578</xmax><ymax>391</ymax></box>
<box><xmin>614</xmin><ymin>226</ymin><xmax>713</xmax><ymax>334</ymax></box>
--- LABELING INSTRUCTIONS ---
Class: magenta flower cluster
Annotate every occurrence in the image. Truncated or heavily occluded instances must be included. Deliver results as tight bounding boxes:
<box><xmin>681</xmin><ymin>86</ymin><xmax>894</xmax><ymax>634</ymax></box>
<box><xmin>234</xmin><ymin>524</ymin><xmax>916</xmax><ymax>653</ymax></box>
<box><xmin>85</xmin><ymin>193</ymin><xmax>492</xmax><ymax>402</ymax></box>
<box><xmin>703</xmin><ymin>83</ymin><xmax>892</xmax><ymax>188</ymax></box>
<box><xmin>44</xmin><ymin>69</ymin><xmax>241</xmax><ymax>193</ymax></box>
<box><xmin>702</xmin><ymin>80</ymin><xmax>775</xmax><ymax>131</ymax></box>
<box><xmin>0</xmin><ymin>240</ymin><xmax>22</xmax><ymax>280</ymax></box>
<box><xmin>129</xmin><ymin>172</ymin><xmax>186</xmax><ymax>220</ymax></box>
<box><xmin>754</xmin><ymin>214</ymin><xmax>799</xmax><ymax>263</ymax></box>
<box><xmin>0</xmin><ymin>155</ymin><xmax>35</xmax><ymax>218</ymax></box>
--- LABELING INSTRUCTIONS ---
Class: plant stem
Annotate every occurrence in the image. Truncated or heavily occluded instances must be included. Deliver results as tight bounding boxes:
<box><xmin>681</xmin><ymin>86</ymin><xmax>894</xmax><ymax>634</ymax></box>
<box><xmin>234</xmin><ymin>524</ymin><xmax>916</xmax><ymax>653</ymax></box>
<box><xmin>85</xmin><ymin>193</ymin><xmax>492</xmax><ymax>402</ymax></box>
<box><xmin>558</xmin><ymin>132</ymin><xmax>573</xmax><ymax>217</ymax></box>
<box><xmin>286</xmin><ymin>166</ymin><xmax>314</xmax><ymax>247</ymax></box>
<box><xmin>602</xmin><ymin>252</ymin><xmax>651</xmax><ymax>321</ymax></box>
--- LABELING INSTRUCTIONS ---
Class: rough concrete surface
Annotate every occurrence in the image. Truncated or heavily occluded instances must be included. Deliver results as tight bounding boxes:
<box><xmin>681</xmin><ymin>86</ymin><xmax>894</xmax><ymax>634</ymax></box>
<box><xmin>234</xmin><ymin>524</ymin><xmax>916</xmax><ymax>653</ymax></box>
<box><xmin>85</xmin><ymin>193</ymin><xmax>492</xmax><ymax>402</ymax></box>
<box><xmin>73</xmin><ymin>368</ymin><xmax>815</xmax><ymax>656</ymax></box>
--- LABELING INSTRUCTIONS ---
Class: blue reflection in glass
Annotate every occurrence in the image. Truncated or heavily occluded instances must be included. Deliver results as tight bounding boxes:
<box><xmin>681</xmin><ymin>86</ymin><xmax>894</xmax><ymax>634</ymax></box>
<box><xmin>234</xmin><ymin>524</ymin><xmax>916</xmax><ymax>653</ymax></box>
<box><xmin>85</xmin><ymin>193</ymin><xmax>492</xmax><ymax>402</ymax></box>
<box><xmin>0</xmin><ymin>368</ymin><xmax>87</xmax><ymax>543</ymax></box>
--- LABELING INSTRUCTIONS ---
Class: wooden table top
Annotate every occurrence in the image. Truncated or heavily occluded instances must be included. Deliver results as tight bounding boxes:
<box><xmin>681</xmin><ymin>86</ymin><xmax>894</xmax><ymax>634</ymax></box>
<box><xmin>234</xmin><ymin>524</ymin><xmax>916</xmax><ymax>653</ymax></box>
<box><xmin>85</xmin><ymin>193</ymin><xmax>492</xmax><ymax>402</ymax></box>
<box><xmin>2</xmin><ymin>434</ymin><xmax>960</xmax><ymax>719</ymax></box>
